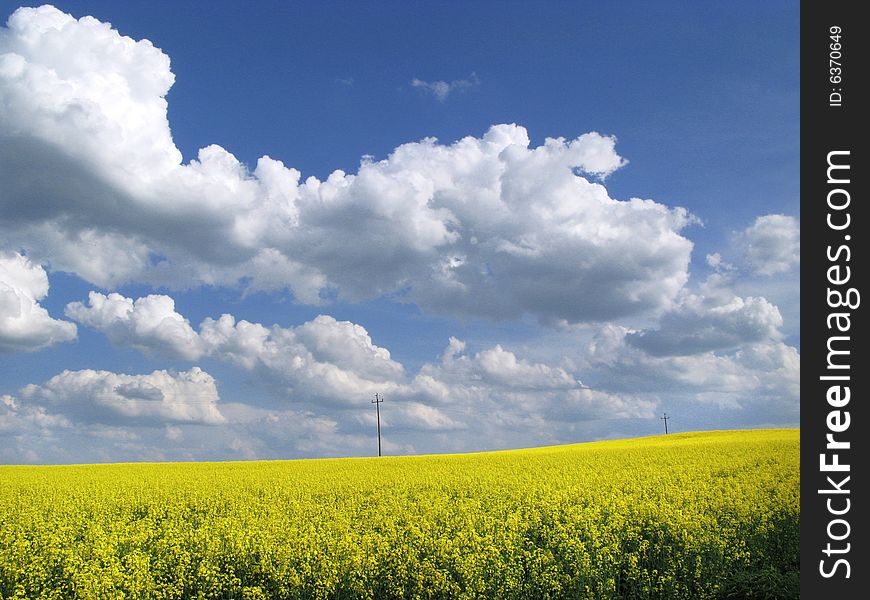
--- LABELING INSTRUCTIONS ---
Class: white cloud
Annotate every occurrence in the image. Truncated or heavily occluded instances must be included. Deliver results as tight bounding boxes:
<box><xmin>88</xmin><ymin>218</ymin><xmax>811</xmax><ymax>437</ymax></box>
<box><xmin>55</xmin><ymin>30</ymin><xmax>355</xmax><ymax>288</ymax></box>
<box><xmin>0</xmin><ymin>397</ymin><xmax>73</xmax><ymax>463</ymax></box>
<box><xmin>356</xmin><ymin>400</ymin><xmax>464</xmax><ymax>432</ymax></box>
<box><xmin>741</xmin><ymin>214</ymin><xmax>799</xmax><ymax>276</ymax></box>
<box><xmin>582</xmin><ymin>262</ymin><xmax>797</xmax><ymax>416</ymax></box>
<box><xmin>0</xmin><ymin>6</ymin><xmax>178</xmax><ymax>181</ymax></box>
<box><xmin>15</xmin><ymin>367</ymin><xmax>224</xmax><ymax>425</ymax></box>
<box><xmin>705</xmin><ymin>252</ymin><xmax>734</xmax><ymax>273</ymax></box>
<box><xmin>2</xmin><ymin>299</ymin><xmax>798</xmax><ymax>462</ymax></box>
<box><xmin>1</xmin><ymin>6</ymin><xmax>692</xmax><ymax>324</ymax></box>
<box><xmin>216</xmin><ymin>402</ymin><xmax>410</xmax><ymax>459</ymax></box>
<box><xmin>0</xmin><ymin>251</ymin><xmax>76</xmax><ymax>352</ymax></box>
<box><xmin>441</xmin><ymin>342</ymin><xmax>580</xmax><ymax>390</ymax></box>
<box><xmin>198</xmin><ymin>312</ymin><xmax>405</xmax><ymax>402</ymax></box>
<box><xmin>67</xmin><ymin>291</ymin><xmax>406</xmax><ymax>403</ymax></box>
<box><xmin>410</xmin><ymin>337</ymin><xmax>655</xmax><ymax>423</ymax></box>
<box><xmin>626</xmin><ymin>292</ymin><xmax>783</xmax><ymax>356</ymax></box>
<box><xmin>411</xmin><ymin>72</ymin><xmax>479</xmax><ymax>102</ymax></box>
<box><xmin>0</xmin><ymin>399</ymin><xmax>72</xmax><ymax>433</ymax></box>
<box><xmin>293</xmin><ymin>316</ymin><xmax>406</xmax><ymax>380</ymax></box>
<box><xmin>553</xmin><ymin>387</ymin><xmax>657</xmax><ymax>421</ymax></box>
<box><xmin>66</xmin><ymin>290</ymin><xmax>653</xmax><ymax>434</ymax></box>
<box><xmin>65</xmin><ymin>292</ymin><xmax>203</xmax><ymax>360</ymax></box>
<box><xmin>587</xmin><ymin>324</ymin><xmax>798</xmax><ymax>414</ymax></box>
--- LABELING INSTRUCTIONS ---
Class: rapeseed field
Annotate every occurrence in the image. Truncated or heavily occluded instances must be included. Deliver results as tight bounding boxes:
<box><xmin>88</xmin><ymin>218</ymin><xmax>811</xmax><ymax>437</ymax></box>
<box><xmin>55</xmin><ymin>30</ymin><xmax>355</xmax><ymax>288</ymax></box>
<box><xmin>0</xmin><ymin>429</ymin><xmax>798</xmax><ymax>599</ymax></box>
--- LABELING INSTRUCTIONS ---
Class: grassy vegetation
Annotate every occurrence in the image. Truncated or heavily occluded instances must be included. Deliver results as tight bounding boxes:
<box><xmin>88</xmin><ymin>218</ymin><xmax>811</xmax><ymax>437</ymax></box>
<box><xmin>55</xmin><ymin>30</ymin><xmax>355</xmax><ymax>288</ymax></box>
<box><xmin>0</xmin><ymin>429</ymin><xmax>798</xmax><ymax>599</ymax></box>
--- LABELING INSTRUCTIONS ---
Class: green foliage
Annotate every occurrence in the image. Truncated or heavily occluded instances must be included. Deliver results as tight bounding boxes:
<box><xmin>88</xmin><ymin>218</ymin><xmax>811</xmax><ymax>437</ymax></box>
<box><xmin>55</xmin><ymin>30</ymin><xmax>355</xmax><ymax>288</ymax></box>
<box><xmin>0</xmin><ymin>429</ymin><xmax>799</xmax><ymax>599</ymax></box>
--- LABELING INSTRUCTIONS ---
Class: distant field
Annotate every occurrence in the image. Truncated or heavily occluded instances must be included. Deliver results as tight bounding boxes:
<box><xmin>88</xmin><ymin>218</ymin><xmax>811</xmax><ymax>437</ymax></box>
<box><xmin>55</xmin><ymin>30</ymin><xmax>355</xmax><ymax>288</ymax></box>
<box><xmin>0</xmin><ymin>429</ymin><xmax>798</xmax><ymax>599</ymax></box>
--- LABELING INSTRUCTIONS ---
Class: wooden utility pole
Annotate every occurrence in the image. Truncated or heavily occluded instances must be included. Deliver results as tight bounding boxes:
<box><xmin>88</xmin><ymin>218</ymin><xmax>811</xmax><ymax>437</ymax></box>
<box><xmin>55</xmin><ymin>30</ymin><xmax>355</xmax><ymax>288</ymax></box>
<box><xmin>372</xmin><ymin>393</ymin><xmax>383</xmax><ymax>456</ymax></box>
<box><xmin>661</xmin><ymin>412</ymin><xmax>671</xmax><ymax>434</ymax></box>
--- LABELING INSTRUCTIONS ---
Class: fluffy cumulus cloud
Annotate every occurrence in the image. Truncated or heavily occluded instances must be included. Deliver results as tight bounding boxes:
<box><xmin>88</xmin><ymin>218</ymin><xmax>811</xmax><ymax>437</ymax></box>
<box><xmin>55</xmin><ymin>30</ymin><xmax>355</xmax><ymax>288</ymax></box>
<box><xmin>578</xmin><ymin>254</ymin><xmax>799</xmax><ymax>420</ymax></box>
<box><xmin>626</xmin><ymin>293</ymin><xmax>782</xmax><ymax>356</ymax></box>
<box><xmin>1</xmin><ymin>6</ymin><xmax>692</xmax><ymax>324</ymax></box>
<box><xmin>425</xmin><ymin>337</ymin><xmax>580</xmax><ymax>392</ymax></box>
<box><xmin>198</xmin><ymin>313</ymin><xmax>407</xmax><ymax>403</ymax></box>
<box><xmin>65</xmin><ymin>292</ymin><xmax>202</xmax><ymax>360</ymax></box>
<box><xmin>0</xmin><ymin>251</ymin><xmax>76</xmax><ymax>352</ymax></box>
<box><xmin>13</xmin><ymin>367</ymin><xmax>224</xmax><ymax>425</ymax></box>
<box><xmin>0</xmin><ymin>395</ymin><xmax>73</xmax><ymax>463</ymax></box>
<box><xmin>587</xmin><ymin>321</ymin><xmax>798</xmax><ymax>416</ymax></box>
<box><xmin>418</xmin><ymin>338</ymin><xmax>655</xmax><ymax>420</ymax></box>
<box><xmin>67</xmin><ymin>291</ymin><xmax>424</xmax><ymax>408</ymax></box>
<box><xmin>741</xmin><ymin>214</ymin><xmax>799</xmax><ymax>276</ymax></box>
<box><xmin>5</xmin><ymin>279</ymin><xmax>800</xmax><ymax>461</ymax></box>
<box><xmin>66</xmin><ymin>291</ymin><xmax>652</xmax><ymax>434</ymax></box>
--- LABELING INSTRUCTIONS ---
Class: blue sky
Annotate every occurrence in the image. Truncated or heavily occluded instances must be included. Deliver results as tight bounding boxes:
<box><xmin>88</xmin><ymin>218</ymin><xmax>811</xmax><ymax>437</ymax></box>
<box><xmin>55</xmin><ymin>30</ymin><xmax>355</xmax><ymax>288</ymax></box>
<box><xmin>0</xmin><ymin>1</ymin><xmax>799</xmax><ymax>463</ymax></box>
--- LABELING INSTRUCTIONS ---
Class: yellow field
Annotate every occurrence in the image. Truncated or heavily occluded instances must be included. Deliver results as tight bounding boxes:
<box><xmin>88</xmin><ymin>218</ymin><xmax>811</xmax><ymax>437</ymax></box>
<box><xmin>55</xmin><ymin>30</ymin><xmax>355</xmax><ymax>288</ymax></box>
<box><xmin>0</xmin><ymin>429</ymin><xmax>798</xmax><ymax>599</ymax></box>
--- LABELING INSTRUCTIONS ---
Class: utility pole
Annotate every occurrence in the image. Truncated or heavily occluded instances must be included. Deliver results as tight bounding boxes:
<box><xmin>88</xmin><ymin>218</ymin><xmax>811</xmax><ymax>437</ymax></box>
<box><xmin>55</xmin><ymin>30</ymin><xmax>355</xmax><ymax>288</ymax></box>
<box><xmin>372</xmin><ymin>393</ymin><xmax>383</xmax><ymax>456</ymax></box>
<box><xmin>661</xmin><ymin>412</ymin><xmax>671</xmax><ymax>434</ymax></box>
